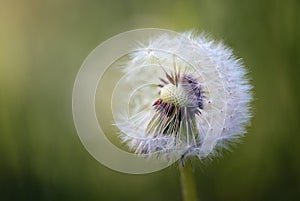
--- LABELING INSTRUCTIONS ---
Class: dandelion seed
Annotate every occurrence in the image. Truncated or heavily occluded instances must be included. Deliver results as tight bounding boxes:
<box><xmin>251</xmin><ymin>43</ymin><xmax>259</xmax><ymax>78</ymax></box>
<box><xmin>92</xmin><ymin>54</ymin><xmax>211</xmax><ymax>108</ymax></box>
<box><xmin>115</xmin><ymin>30</ymin><xmax>253</xmax><ymax>163</ymax></box>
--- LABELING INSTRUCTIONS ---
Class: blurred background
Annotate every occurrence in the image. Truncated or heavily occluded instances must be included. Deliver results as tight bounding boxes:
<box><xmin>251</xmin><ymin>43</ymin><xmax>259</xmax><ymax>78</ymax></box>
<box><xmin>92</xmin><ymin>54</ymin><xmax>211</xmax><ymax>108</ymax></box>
<box><xmin>0</xmin><ymin>0</ymin><xmax>299</xmax><ymax>200</ymax></box>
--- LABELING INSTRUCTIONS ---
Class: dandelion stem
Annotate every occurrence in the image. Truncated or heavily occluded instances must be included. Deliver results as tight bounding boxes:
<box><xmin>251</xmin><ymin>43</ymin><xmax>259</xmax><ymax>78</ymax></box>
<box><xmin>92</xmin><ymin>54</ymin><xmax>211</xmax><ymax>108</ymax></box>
<box><xmin>179</xmin><ymin>160</ymin><xmax>198</xmax><ymax>201</ymax></box>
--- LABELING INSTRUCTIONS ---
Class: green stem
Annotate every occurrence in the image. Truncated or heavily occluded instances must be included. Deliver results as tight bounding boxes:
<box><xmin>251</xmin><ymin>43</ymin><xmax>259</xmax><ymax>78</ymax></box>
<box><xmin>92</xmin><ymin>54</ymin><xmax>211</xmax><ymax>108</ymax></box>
<box><xmin>179</xmin><ymin>160</ymin><xmax>198</xmax><ymax>201</ymax></box>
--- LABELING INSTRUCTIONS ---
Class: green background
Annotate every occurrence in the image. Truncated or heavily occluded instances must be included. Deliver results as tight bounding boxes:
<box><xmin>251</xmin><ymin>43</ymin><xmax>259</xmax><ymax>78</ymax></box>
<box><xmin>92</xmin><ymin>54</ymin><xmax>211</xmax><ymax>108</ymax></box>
<box><xmin>1</xmin><ymin>0</ymin><xmax>299</xmax><ymax>200</ymax></box>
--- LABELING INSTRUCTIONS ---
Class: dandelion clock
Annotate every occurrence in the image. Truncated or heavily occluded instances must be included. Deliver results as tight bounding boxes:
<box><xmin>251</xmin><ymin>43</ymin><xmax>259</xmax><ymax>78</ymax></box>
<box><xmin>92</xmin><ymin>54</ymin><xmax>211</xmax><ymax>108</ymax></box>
<box><xmin>73</xmin><ymin>28</ymin><xmax>253</xmax><ymax>201</ymax></box>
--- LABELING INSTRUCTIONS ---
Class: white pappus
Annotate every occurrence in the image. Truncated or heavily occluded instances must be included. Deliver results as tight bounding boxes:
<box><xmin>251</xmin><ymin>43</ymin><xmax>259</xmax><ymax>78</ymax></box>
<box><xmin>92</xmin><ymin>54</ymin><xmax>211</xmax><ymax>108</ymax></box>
<box><xmin>115</xmin><ymin>30</ymin><xmax>253</xmax><ymax>163</ymax></box>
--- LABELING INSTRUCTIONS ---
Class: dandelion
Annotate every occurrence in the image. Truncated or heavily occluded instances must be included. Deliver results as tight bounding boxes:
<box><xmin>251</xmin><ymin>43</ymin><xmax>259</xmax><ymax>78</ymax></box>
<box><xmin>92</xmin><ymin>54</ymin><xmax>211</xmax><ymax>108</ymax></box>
<box><xmin>115</xmin><ymin>30</ymin><xmax>252</xmax><ymax>201</ymax></box>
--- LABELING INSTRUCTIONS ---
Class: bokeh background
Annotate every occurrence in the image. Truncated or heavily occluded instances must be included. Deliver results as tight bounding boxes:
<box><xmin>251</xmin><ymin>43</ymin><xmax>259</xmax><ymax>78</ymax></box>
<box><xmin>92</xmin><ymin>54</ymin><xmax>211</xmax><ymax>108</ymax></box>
<box><xmin>1</xmin><ymin>0</ymin><xmax>299</xmax><ymax>200</ymax></box>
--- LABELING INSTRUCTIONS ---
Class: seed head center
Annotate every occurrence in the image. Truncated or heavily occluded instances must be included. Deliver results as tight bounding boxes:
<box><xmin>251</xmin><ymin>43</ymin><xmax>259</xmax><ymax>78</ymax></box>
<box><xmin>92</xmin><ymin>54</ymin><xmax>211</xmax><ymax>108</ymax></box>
<box><xmin>160</xmin><ymin>84</ymin><xmax>188</xmax><ymax>107</ymax></box>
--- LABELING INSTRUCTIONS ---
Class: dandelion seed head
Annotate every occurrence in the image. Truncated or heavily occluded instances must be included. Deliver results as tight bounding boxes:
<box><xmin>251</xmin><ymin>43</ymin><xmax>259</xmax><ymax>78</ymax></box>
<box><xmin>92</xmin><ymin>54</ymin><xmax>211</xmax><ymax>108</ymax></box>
<box><xmin>115</xmin><ymin>30</ymin><xmax>253</xmax><ymax>162</ymax></box>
